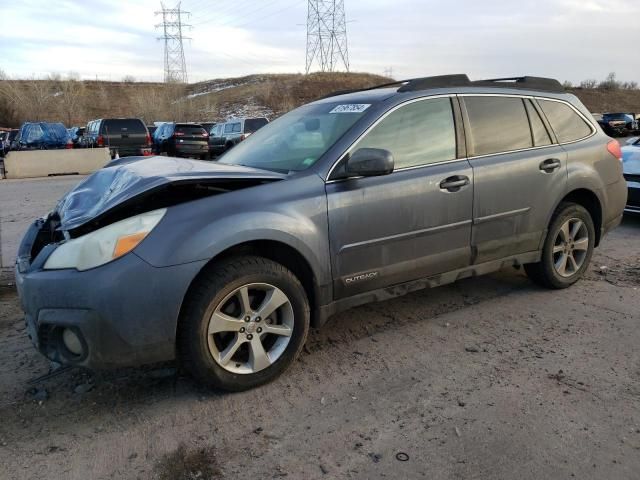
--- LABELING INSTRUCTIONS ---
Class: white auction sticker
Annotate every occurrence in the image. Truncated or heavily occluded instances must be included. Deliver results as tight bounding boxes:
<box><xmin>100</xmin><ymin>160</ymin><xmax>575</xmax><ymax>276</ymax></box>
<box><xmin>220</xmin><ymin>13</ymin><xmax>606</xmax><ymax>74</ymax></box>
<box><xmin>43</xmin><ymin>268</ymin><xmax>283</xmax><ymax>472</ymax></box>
<box><xmin>329</xmin><ymin>104</ymin><xmax>371</xmax><ymax>114</ymax></box>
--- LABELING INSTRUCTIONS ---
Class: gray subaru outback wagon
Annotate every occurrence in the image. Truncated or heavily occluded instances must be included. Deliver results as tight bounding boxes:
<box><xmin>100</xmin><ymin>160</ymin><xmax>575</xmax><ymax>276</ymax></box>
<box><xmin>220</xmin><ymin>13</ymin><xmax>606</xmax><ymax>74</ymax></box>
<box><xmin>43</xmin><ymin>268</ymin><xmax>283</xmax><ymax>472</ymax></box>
<box><xmin>16</xmin><ymin>75</ymin><xmax>627</xmax><ymax>391</ymax></box>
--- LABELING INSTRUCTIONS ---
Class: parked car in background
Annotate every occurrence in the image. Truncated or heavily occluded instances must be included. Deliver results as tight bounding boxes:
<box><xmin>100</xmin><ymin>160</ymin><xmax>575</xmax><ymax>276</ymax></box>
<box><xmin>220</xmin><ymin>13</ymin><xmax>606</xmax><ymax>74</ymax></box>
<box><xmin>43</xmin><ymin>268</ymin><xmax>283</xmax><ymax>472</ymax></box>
<box><xmin>200</xmin><ymin>122</ymin><xmax>216</xmax><ymax>134</ymax></box>
<box><xmin>208</xmin><ymin>117</ymin><xmax>269</xmax><ymax>156</ymax></box>
<box><xmin>598</xmin><ymin>113</ymin><xmax>638</xmax><ymax>136</ymax></box>
<box><xmin>11</xmin><ymin>122</ymin><xmax>71</xmax><ymax>150</ymax></box>
<box><xmin>15</xmin><ymin>75</ymin><xmax>626</xmax><ymax>391</ymax></box>
<box><xmin>67</xmin><ymin>127</ymin><xmax>85</xmax><ymax>147</ymax></box>
<box><xmin>83</xmin><ymin>118</ymin><xmax>152</xmax><ymax>158</ymax></box>
<box><xmin>153</xmin><ymin>122</ymin><xmax>209</xmax><ymax>159</ymax></box>
<box><xmin>5</xmin><ymin>129</ymin><xmax>19</xmax><ymax>152</ymax></box>
<box><xmin>0</xmin><ymin>131</ymin><xmax>7</xmax><ymax>155</ymax></box>
<box><xmin>622</xmin><ymin>137</ymin><xmax>640</xmax><ymax>214</ymax></box>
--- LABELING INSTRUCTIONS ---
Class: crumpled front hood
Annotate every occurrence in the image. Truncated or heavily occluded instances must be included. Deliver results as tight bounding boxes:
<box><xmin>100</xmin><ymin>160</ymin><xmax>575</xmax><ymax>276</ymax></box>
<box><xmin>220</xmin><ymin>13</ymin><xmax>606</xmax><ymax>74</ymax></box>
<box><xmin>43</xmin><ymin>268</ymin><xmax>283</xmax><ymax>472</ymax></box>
<box><xmin>55</xmin><ymin>156</ymin><xmax>286</xmax><ymax>231</ymax></box>
<box><xmin>622</xmin><ymin>144</ymin><xmax>640</xmax><ymax>176</ymax></box>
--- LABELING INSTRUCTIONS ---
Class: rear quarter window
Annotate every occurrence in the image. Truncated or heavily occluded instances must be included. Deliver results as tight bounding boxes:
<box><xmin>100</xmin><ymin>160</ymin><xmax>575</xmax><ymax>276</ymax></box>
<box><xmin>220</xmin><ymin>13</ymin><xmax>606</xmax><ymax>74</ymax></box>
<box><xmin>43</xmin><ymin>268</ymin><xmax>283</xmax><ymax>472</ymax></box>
<box><xmin>538</xmin><ymin>100</ymin><xmax>593</xmax><ymax>143</ymax></box>
<box><xmin>464</xmin><ymin>96</ymin><xmax>533</xmax><ymax>156</ymax></box>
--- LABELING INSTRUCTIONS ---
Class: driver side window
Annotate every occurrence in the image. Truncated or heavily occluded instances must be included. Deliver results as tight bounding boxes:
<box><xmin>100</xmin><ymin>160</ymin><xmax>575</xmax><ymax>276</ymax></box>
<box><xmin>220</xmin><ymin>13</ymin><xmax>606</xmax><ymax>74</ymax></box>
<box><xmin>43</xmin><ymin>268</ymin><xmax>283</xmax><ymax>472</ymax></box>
<box><xmin>355</xmin><ymin>97</ymin><xmax>456</xmax><ymax>169</ymax></box>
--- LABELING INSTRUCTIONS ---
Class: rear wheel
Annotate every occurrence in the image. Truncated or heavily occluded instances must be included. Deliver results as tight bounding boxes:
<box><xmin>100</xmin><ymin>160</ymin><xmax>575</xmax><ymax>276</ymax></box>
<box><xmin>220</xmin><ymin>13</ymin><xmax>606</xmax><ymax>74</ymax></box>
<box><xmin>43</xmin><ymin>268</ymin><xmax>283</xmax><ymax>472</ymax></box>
<box><xmin>179</xmin><ymin>256</ymin><xmax>310</xmax><ymax>391</ymax></box>
<box><xmin>524</xmin><ymin>202</ymin><xmax>595</xmax><ymax>289</ymax></box>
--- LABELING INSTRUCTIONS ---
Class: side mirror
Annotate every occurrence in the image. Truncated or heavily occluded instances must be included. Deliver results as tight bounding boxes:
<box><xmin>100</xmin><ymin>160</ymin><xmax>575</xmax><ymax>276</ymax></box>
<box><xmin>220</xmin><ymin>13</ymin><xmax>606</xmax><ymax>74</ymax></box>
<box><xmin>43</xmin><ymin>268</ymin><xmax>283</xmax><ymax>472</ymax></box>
<box><xmin>346</xmin><ymin>148</ymin><xmax>394</xmax><ymax>177</ymax></box>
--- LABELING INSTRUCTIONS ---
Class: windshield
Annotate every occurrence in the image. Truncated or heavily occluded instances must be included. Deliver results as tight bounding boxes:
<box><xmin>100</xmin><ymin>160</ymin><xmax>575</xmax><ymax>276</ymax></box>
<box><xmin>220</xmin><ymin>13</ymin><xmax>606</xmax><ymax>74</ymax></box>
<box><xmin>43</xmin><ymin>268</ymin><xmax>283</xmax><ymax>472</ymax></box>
<box><xmin>219</xmin><ymin>102</ymin><xmax>369</xmax><ymax>172</ymax></box>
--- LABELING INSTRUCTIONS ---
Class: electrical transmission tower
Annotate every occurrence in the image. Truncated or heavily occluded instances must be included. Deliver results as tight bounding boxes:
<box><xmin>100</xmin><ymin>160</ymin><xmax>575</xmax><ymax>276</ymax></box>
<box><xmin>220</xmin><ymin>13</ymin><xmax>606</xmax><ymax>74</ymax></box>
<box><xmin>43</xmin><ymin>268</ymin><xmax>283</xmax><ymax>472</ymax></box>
<box><xmin>155</xmin><ymin>2</ymin><xmax>190</xmax><ymax>83</ymax></box>
<box><xmin>305</xmin><ymin>0</ymin><xmax>349</xmax><ymax>74</ymax></box>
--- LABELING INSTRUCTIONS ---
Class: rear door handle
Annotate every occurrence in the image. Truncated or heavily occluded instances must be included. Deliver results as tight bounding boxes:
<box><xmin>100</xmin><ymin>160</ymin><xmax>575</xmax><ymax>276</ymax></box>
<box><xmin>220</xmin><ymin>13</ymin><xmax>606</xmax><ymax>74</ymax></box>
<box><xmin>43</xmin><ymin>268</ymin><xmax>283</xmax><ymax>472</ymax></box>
<box><xmin>439</xmin><ymin>175</ymin><xmax>470</xmax><ymax>192</ymax></box>
<box><xmin>539</xmin><ymin>158</ymin><xmax>561</xmax><ymax>173</ymax></box>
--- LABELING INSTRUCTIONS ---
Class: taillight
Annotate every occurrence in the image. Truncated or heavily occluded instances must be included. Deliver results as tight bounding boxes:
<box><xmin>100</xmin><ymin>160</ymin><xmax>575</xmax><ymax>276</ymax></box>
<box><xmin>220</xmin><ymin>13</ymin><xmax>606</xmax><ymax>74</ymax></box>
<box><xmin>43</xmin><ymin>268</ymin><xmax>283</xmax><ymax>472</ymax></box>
<box><xmin>607</xmin><ymin>139</ymin><xmax>622</xmax><ymax>161</ymax></box>
<box><xmin>240</xmin><ymin>134</ymin><xmax>246</xmax><ymax>141</ymax></box>
<box><xmin>146</xmin><ymin>133</ymin><xmax>152</xmax><ymax>146</ymax></box>
<box><xmin>65</xmin><ymin>139</ymin><xmax>73</xmax><ymax>149</ymax></box>
<box><xmin>97</xmin><ymin>135</ymin><xmax>104</xmax><ymax>147</ymax></box>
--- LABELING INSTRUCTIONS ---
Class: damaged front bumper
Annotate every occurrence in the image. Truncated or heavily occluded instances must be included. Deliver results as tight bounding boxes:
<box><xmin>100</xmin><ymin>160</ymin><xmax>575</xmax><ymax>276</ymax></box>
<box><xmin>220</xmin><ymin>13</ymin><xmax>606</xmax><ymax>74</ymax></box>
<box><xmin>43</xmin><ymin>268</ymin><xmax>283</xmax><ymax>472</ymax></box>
<box><xmin>15</xmin><ymin>219</ymin><xmax>207</xmax><ymax>369</ymax></box>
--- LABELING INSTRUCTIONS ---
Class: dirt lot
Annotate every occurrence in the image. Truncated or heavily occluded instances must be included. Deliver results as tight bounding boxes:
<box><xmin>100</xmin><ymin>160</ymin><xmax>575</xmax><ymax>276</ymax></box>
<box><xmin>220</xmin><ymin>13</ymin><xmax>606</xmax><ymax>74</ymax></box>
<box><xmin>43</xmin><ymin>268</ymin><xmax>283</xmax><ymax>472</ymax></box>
<box><xmin>0</xmin><ymin>176</ymin><xmax>639</xmax><ymax>480</ymax></box>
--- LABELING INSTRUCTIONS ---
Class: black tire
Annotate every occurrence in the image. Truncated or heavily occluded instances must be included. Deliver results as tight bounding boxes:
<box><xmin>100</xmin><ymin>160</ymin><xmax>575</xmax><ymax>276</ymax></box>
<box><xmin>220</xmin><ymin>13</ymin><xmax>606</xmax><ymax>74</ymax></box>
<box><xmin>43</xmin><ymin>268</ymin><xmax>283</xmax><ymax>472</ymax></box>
<box><xmin>524</xmin><ymin>202</ymin><xmax>595</xmax><ymax>289</ymax></box>
<box><xmin>178</xmin><ymin>256</ymin><xmax>310</xmax><ymax>391</ymax></box>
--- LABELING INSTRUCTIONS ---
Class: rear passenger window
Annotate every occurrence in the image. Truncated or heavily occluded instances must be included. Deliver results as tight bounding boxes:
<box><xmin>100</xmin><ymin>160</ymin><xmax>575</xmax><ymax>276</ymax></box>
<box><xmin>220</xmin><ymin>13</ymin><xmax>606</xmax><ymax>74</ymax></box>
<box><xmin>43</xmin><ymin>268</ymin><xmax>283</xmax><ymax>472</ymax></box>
<box><xmin>224</xmin><ymin>123</ymin><xmax>234</xmax><ymax>134</ymax></box>
<box><xmin>355</xmin><ymin>97</ymin><xmax>456</xmax><ymax>169</ymax></box>
<box><xmin>465</xmin><ymin>97</ymin><xmax>532</xmax><ymax>156</ymax></box>
<box><xmin>524</xmin><ymin>100</ymin><xmax>552</xmax><ymax>146</ymax></box>
<box><xmin>538</xmin><ymin>99</ymin><xmax>593</xmax><ymax>143</ymax></box>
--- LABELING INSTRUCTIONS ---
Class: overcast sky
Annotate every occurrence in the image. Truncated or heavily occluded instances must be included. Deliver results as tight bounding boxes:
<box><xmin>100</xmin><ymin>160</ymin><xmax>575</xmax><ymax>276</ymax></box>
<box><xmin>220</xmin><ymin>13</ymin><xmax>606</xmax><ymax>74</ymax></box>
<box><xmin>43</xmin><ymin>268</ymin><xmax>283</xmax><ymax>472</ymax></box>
<box><xmin>1</xmin><ymin>0</ymin><xmax>638</xmax><ymax>84</ymax></box>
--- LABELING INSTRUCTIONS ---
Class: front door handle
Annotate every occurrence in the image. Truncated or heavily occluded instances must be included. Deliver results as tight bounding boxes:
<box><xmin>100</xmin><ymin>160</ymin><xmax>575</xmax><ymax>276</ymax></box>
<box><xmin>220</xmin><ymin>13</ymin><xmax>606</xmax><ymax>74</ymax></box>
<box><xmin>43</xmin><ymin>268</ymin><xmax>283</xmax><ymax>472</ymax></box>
<box><xmin>539</xmin><ymin>158</ymin><xmax>561</xmax><ymax>173</ymax></box>
<box><xmin>439</xmin><ymin>175</ymin><xmax>470</xmax><ymax>192</ymax></box>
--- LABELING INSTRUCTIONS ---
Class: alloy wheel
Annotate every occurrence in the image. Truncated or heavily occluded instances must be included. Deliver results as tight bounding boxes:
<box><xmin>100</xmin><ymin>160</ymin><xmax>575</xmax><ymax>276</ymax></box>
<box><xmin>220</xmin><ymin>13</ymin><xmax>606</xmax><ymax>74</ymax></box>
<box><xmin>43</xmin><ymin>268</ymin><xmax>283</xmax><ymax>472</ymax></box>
<box><xmin>207</xmin><ymin>283</ymin><xmax>294</xmax><ymax>374</ymax></box>
<box><xmin>552</xmin><ymin>218</ymin><xmax>590</xmax><ymax>278</ymax></box>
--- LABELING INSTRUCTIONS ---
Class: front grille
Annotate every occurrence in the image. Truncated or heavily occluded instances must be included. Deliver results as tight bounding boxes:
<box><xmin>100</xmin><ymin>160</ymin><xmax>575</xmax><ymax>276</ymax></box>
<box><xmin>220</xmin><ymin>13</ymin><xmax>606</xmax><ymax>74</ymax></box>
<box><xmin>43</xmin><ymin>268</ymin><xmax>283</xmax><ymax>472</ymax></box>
<box><xmin>624</xmin><ymin>173</ymin><xmax>640</xmax><ymax>183</ymax></box>
<box><xmin>628</xmin><ymin>185</ymin><xmax>640</xmax><ymax>207</ymax></box>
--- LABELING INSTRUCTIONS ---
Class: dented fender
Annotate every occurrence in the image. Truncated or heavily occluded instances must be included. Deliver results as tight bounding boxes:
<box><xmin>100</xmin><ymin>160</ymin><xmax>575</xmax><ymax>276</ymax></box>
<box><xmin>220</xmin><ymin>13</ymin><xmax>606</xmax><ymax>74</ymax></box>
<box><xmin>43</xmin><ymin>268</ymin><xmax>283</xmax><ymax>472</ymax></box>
<box><xmin>133</xmin><ymin>173</ymin><xmax>333</xmax><ymax>288</ymax></box>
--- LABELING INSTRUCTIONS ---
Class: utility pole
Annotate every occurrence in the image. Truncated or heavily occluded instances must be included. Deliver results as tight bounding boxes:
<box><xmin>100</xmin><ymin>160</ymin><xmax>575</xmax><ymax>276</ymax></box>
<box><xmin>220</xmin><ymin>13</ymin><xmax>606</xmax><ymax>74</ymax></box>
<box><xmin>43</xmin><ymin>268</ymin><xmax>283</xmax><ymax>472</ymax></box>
<box><xmin>155</xmin><ymin>2</ymin><xmax>190</xmax><ymax>83</ymax></box>
<box><xmin>383</xmin><ymin>67</ymin><xmax>394</xmax><ymax>79</ymax></box>
<box><xmin>305</xmin><ymin>0</ymin><xmax>349</xmax><ymax>74</ymax></box>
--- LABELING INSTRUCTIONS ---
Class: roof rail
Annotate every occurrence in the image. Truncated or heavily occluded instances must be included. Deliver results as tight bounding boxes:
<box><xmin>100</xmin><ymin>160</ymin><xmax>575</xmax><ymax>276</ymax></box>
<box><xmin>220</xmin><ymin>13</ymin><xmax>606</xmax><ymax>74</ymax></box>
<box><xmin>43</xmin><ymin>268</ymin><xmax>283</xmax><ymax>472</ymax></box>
<box><xmin>469</xmin><ymin>76</ymin><xmax>565</xmax><ymax>92</ymax></box>
<box><xmin>320</xmin><ymin>74</ymin><xmax>565</xmax><ymax>99</ymax></box>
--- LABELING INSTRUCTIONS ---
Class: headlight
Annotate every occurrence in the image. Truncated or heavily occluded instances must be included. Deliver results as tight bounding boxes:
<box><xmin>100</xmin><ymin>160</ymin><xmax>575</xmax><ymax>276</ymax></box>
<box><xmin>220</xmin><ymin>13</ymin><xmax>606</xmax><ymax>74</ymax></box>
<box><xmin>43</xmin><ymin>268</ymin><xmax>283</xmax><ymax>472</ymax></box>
<box><xmin>44</xmin><ymin>209</ymin><xmax>166</xmax><ymax>271</ymax></box>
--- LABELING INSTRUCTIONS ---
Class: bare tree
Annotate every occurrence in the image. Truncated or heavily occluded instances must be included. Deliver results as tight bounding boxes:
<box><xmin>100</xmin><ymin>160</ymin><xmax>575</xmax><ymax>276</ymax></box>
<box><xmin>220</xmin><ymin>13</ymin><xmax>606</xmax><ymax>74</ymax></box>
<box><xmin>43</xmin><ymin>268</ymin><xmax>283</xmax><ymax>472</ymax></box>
<box><xmin>58</xmin><ymin>78</ymin><xmax>86</xmax><ymax>126</ymax></box>
<box><xmin>598</xmin><ymin>72</ymin><xmax>620</xmax><ymax>90</ymax></box>
<box><xmin>579</xmin><ymin>79</ymin><xmax>597</xmax><ymax>89</ymax></box>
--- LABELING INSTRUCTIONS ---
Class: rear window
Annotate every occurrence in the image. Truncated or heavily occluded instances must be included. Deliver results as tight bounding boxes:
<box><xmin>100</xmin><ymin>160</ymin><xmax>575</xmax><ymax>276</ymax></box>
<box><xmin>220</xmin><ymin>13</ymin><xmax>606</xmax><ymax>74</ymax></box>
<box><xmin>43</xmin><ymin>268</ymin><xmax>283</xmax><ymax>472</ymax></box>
<box><xmin>244</xmin><ymin>118</ymin><xmax>268</xmax><ymax>133</ymax></box>
<box><xmin>175</xmin><ymin>124</ymin><xmax>207</xmax><ymax>135</ymax></box>
<box><xmin>538</xmin><ymin>100</ymin><xmax>593</xmax><ymax>143</ymax></box>
<box><xmin>224</xmin><ymin>123</ymin><xmax>241</xmax><ymax>134</ymax></box>
<box><xmin>101</xmin><ymin>119</ymin><xmax>146</xmax><ymax>134</ymax></box>
<box><xmin>465</xmin><ymin>96</ymin><xmax>533</xmax><ymax>156</ymax></box>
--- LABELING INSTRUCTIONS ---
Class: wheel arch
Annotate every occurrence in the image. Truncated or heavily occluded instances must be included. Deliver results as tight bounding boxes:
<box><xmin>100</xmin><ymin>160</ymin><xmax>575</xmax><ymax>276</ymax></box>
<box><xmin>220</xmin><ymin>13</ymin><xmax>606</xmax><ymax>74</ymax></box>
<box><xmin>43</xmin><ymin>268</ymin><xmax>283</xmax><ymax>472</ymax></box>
<box><xmin>178</xmin><ymin>239</ymin><xmax>323</xmax><ymax>335</ymax></box>
<box><xmin>555</xmin><ymin>188</ymin><xmax>603</xmax><ymax>246</ymax></box>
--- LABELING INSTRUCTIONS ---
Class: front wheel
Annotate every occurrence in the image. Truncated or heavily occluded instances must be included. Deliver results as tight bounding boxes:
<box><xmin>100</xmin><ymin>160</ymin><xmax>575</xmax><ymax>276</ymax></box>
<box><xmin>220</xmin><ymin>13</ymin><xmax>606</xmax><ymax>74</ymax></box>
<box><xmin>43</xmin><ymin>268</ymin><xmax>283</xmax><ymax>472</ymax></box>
<box><xmin>179</xmin><ymin>256</ymin><xmax>310</xmax><ymax>391</ymax></box>
<box><xmin>524</xmin><ymin>202</ymin><xmax>595</xmax><ymax>289</ymax></box>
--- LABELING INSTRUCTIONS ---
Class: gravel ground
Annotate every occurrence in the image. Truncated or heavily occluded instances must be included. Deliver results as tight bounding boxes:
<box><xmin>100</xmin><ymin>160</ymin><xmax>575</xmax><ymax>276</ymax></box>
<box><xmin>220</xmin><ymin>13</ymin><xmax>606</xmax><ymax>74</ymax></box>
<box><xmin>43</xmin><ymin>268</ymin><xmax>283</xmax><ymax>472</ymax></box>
<box><xmin>0</xmin><ymin>176</ymin><xmax>638</xmax><ymax>480</ymax></box>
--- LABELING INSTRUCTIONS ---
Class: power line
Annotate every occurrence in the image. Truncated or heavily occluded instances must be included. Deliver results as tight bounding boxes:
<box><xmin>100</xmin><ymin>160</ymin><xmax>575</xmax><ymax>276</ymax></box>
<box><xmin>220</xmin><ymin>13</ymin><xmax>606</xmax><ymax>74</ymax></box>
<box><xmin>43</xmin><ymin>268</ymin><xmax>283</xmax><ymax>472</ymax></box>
<box><xmin>305</xmin><ymin>0</ymin><xmax>349</xmax><ymax>74</ymax></box>
<box><xmin>155</xmin><ymin>2</ymin><xmax>191</xmax><ymax>83</ymax></box>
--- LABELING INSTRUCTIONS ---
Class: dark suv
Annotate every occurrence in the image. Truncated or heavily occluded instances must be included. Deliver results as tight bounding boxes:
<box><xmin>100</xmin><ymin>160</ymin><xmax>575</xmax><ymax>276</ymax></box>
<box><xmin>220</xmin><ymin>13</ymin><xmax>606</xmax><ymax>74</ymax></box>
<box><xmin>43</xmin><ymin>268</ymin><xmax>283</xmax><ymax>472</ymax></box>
<box><xmin>15</xmin><ymin>75</ymin><xmax>626</xmax><ymax>392</ymax></box>
<box><xmin>153</xmin><ymin>122</ymin><xmax>209</xmax><ymax>159</ymax></box>
<box><xmin>208</xmin><ymin>117</ymin><xmax>269</xmax><ymax>156</ymax></box>
<box><xmin>84</xmin><ymin>118</ymin><xmax>152</xmax><ymax>158</ymax></box>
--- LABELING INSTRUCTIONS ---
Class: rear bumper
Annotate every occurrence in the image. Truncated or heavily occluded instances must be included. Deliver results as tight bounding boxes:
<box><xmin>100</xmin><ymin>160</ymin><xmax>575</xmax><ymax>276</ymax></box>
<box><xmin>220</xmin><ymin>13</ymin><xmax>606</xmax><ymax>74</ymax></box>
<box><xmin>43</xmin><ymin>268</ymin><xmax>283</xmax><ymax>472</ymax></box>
<box><xmin>15</xmin><ymin>221</ymin><xmax>206</xmax><ymax>369</ymax></box>
<box><xmin>175</xmin><ymin>143</ymin><xmax>208</xmax><ymax>157</ymax></box>
<box><xmin>109</xmin><ymin>146</ymin><xmax>152</xmax><ymax>158</ymax></box>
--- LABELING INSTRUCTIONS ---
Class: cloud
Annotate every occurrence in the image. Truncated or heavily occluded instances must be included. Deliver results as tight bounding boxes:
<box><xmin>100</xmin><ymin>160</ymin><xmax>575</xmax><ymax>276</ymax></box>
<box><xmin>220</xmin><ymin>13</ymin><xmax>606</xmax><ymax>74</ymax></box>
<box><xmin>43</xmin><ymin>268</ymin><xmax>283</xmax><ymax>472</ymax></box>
<box><xmin>0</xmin><ymin>0</ymin><xmax>638</xmax><ymax>83</ymax></box>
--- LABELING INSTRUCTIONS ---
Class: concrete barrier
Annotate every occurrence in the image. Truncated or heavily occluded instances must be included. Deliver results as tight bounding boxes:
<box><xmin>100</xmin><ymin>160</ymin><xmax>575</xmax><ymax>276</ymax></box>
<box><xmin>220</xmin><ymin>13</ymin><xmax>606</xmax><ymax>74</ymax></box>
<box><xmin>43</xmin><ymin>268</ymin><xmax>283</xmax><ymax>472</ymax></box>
<box><xmin>2</xmin><ymin>148</ymin><xmax>110</xmax><ymax>179</ymax></box>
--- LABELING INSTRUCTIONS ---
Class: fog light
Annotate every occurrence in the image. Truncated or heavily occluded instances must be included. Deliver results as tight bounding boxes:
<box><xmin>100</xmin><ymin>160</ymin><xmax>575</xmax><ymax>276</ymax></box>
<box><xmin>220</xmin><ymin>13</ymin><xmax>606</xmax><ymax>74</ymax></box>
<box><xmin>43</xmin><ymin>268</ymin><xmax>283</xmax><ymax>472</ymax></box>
<box><xmin>62</xmin><ymin>328</ymin><xmax>83</xmax><ymax>356</ymax></box>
